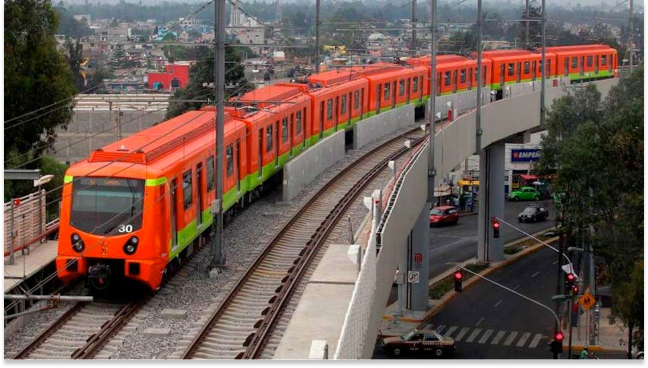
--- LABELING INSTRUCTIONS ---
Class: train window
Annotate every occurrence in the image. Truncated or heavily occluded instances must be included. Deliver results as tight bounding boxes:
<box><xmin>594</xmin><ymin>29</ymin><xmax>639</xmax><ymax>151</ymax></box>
<box><xmin>508</xmin><ymin>63</ymin><xmax>515</xmax><ymax>76</ymax></box>
<box><xmin>296</xmin><ymin>111</ymin><xmax>302</xmax><ymax>134</ymax></box>
<box><xmin>266</xmin><ymin>125</ymin><xmax>273</xmax><ymax>153</ymax></box>
<box><xmin>399</xmin><ymin>80</ymin><xmax>405</xmax><ymax>96</ymax></box>
<box><xmin>444</xmin><ymin>71</ymin><xmax>451</xmax><ymax>86</ymax></box>
<box><xmin>413</xmin><ymin>77</ymin><xmax>419</xmax><ymax>92</ymax></box>
<box><xmin>354</xmin><ymin>90</ymin><xmax>360</xmax><ymax>109</ymax></box>
<box><xmin>384</xmin><ymin>83</ymin><xmax>390</xmax><ymax>100</ymax></box>
<box><xmin>601</xmin><ymin>55</ymin><xmax>607</xmax><ymax>66</ymax></box>
<box><xmin>460</xmin><ymin>69</ymin><xmax>466</xmax><ymax>83</ymax></box>
<box><xmin>206</xmin><ymin>156</ymin><xmax>214</xmax><ymax>191</ymax></box>
<box><xmin>524</xmin><ymin>61</ymin><xmax>530</xmax><ymax>74</ymax></box>
<box><xmin>572</xmin><ymin>57</ymin><xmax>578</xmax><ymax>69</ymax></box>
<box><xmin>327</xmin><ymin>99</ymin><xmax>333</xmax><ymax>120</ymax></box>
<box><xmin>587</xmin><ymin>56</ymin><xmax>593</xmax><ymax>67</ymax></box>
<box><xmin>282</xmin><ymin>118</ymin><xmax>288</xmax><ymax>143</ymax></box>
<box><xmin>341</xmin><ymin>95</ymin><xmax>347</xmax><ymax>115</ymax></box>
<box><xmin>226</xmin><ymin>145</ymin><xmax>234</xmax><ymax>177</ymax></box>
<box><xmin>183</xmin><ymin>170</ymin><xmax>192</xmax><ymax>210</ymax></box>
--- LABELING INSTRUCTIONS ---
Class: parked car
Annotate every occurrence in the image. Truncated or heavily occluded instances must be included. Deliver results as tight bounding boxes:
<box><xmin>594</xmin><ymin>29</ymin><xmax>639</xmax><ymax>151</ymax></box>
<box><xmin>430</xmin><ymin>206</ymin><xmax>459</xmax><ymax>226</ymax></box>
<box><xmin>518</xmin><ymin>205</ymin><xmax>549</xmax><ymax>223</ymax></box>
<box><xmin>381</xmin><ymin>329</ymin><xmax>456</xmax><ymax>357</ymax></box>
<box><xmin>508</xmin><ymin>186</ymin><xmax>542</xmax><ymax>201</ymax></box>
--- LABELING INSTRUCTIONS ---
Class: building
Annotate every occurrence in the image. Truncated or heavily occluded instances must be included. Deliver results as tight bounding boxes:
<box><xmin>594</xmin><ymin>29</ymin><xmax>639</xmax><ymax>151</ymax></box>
<box><xmin>147</xmin><ymin>63</ymin><xmax>191</xmax><ymax>91</ymax></box>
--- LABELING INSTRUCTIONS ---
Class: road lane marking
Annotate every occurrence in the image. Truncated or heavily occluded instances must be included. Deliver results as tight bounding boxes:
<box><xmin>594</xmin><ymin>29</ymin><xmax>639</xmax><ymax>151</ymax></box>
<box><xmin>531</xmin><ymin>271</ymin><xmax>541</xmax><ymax>278</ymax></box>
<box><xmin>478</xmin><ymin>329</ymin><xmax>494</xmax><ymax>344</ymax></box>
<box><xmin>503</xmin><ymin>332</ymin><xmax>518</xmax><ymax>346</ymax></box>
<box><xmin>454</xmin><ymin>327</ymin><xmax>470</xmax><ymax>341</ymax></box>
<box><xmin>491</xmin><ymin>330</ymin><xmax>507</xmax><ymax>345</ymax></box>
<box><xmin>466</xmin><ymin>328</ymin><xmax>482</xmax><ymax>343</ymax></box>
<box><xmin>529</xmin><ymin>333</ymin><xmax>543</xmax><ymax>348</ymax></box>
<box><xmin>516</xmin><ymin>332</ymin><xmax>531</xmax><ymax>347</ymax></box>
<box><xmin>435</xmin><ymin>325</ymin><xmax>446</xmax><ymax>334</ymax></box>
<box><xmin>445</xmin><ymin>326</ymin><xmax>458</xmax><ymax>337</ymax></box>
<box><xmin>552</xmin><ymin>261</ymin><xmax>558</xmax><ymax>265</ymax></box>
<box><xmin>494</xmin><ymin>300</ymin><xmax>502</xmax><ymax>308</ymax></box>
<box><xmin>475</xmin><ymin>317</ymin><xmax>484</xmax><ymax>326</ymax></box>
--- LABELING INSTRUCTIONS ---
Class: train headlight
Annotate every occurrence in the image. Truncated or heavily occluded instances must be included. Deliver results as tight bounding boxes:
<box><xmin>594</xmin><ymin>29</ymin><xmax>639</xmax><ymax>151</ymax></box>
<box><xmin>71</xmin><ymin>233</ymin><xmax>84</xmax><ymax>253</ymax></box>
<box><xmin>123</xmin><ymin>236</ymin><xmax>139</xmax><ymax>255</ymax></box>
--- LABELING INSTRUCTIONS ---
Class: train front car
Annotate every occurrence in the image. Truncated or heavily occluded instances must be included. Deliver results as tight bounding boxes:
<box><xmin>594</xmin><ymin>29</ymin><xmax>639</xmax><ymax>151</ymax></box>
<box><xmin>57</xmin><ymin>163</ymin><xmax>167</xmax><ymax>292</ymax></box>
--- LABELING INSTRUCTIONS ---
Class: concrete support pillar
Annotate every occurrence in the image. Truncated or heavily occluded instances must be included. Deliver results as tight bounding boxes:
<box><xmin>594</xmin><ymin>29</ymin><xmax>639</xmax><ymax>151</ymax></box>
<box><xmin>408</xmin><ymin>205</ymin><xmax>430</xmax><ymax>311</ymax></box>
<box><xmin>477</xmin><ymin>143</ymin><xmax>505</xmax><ymax>262</ymax></box>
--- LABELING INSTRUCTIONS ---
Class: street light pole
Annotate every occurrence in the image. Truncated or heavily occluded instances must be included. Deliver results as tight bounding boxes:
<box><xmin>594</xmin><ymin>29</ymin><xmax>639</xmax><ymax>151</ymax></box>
<box><xmin>540</xmin><ymin>0</ymin><xmax>546</xmax><ymax>127</ymax></box>
<box><xmin>315</xmin><ymin>0</ymin><xmax>321</xmax><ymax>73</ymax></box>
<box><xmin>629</xmin><ymin>0</ymin><xmax>634</xmax><ymax>73</ymax></box>
<box><xmin>411</xmin><ymin>0</ymin><xmax>417</xmax><ymax>57</ymax></box>
<box><xmin>476</xmin><ymin>0</ymin><xmax>483</xmax><ymax>152</ymax></box>
<box><xmin>210</xmin><ymin>0</ymin><xmax>226</xmax><ymax>270</ymax></box>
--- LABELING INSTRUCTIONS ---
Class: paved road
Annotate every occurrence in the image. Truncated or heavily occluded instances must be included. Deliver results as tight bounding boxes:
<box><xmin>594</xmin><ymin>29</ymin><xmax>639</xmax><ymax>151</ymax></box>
<box><xmin>376</xmin><ymin>248</ymin><xmax>627</xmax><ymax>359</ymax></box>
<box><xmin>429</xmin><ymin>199</ymin><xmax>555</xmax><ymax>278</ymax></box>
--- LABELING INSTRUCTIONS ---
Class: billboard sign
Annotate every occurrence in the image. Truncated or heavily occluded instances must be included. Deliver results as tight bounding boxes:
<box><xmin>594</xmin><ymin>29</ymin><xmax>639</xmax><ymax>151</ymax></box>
<box><xmin>511</xmin><ymin>149</ymin><xmax>541</xmax><ymax>162</ymax></box>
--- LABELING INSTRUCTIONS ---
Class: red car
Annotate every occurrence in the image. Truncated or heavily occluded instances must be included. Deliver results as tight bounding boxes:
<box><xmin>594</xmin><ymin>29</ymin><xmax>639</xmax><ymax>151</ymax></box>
<box><xmin>430</xmin><ymin>206</ymin><xmax>459</xmax><ymax>226</ymax></box>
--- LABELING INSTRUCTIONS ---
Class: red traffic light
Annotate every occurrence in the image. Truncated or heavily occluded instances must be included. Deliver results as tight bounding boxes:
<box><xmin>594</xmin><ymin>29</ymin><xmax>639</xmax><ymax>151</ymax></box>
<box><xmin>12</xmin><ymin>198</ymin><xmax>20</xmax><ymax>206</ymax></box>
<box><xmin>567</xmin><ymin>273</ymin><xmax>575</xmax><ymax>281</ymax></box>
<box><xmin>454</xmin><ymin>271</ymin><xmax>463</xmax><ymax>280</ymax></box>
<box><xmin>492</xmin><ymin>221</ymin><xmax>500</xmax><ymax>229</ymax></box>
<box><xmin>573</xmin><ymin>285</ymin><xmax>579</xmax><ymax>294</ymax></box>
<box><xmin>555</xmin><ymin>331</ymin><xmax>564</xmax><ymax>342</ymax></box>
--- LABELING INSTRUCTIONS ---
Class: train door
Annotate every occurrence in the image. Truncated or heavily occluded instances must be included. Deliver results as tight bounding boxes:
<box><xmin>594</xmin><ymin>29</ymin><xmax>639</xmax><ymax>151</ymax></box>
<box><xmin>361</xmin><ymin>88</ymin><xmax>365</xmax><ymax>118</ymax></box>
<box><xmin>595</xmin><ymin>55</ymin><xmax>599</xmax><ymax>74</ymax></box>
<box><xmin>196</xmin><ymin>163</ymin><xmax>203</xmax><ymax>228</ymax></box>
<box><xmin>274</xmin><ymin>121</ymin><xmax>279</xmax><ymax>167</ymax></box>
<box><xmin>452</xmin><ymin>70</ymin><xmax>457</xmax><ymax>93</ymax></box>
<box><xmin>608</xmin><ymin>53</ymin><xmax>613</xmax><ymax>73</ymax></box>
<box><xmin>468</xmin><ymin>68</ymin><xmax>473</xmax><ymax>90</ymax></box>
<box><xmin>236</xmin><ymin>140</ymin><xmax>241</xmax><ymax>193</ymax></box>
<box><xmin>258</xmin><ymin>128</ymin><xmax>263</xmax><ymax>178</ymax></box>
<box><xmin>419</xmin><ymin>77</ymin><xmax>423</xmax><ymax>101</ymax></box>
<box><xmin>391</xmin><ymin>81</ymin><xmax>396</xmax><ymax>109</ymax></box>
<box><xmin>580</xmin><ymin>56</ymin><xmax>584</xmax><ymax>76</ymax></box>
<box><xmin>347</xmin><ymin>92</ymin><xmax>352</xmax><ymax>126</ymax></box>
<box><xmin>436</xmin><ymin>73</ymin><xmax>441</xmax><ymax>96</ymax></box>
<box><xmin>500</xmin><ymin>64</ymin><xmax>505</xmax><ymax>88</ymax></box>
<box><xmin>302</xmin><ymin>107</ymin><xmax>307</xmax><ymax>149</ymax></box>
<box><xmin>170</xmin><ymin>178</ymin><xmax>178</xmax><ymax>248</ymax></box>
<box><xmin>376</xmin><ymin>83</ymin><xmax>382</xmax><ymax>114</ymax></box>
<box><xmin>406</xmin><ymin>78</ymin><xmax>410</xmax><ymax>104</ymax></box>
<box><xmin>516</xmin><ymin>62</ymin><xmax>521</xmax><ymax>83</ymax></box>
<box><xmin>532</xmin><ymin>61</ymin><xmax>536</xmax><ymax>80</ymax></box>
<box><xmin>289</xmin><ymin>113</ymin><xmax>294</xmax><ymax>158</ymax></box>
<box><xmin>319</xmin><ymin>101</ymin><xmax>324</xmax><ymax>139</ymax></box>
<box><xmin>335</xmin><ymin>96</ymin><xmax>339</xmax><ymax>131</ymax></box>
<box><xmin>564</xmin><ymin>57</ymin><xmax>569</xmax><ymax>77</ymax></box>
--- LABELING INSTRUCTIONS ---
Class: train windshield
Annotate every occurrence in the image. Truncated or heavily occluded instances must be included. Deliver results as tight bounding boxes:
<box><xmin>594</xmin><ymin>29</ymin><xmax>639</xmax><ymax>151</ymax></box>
<box><xmin>70</xmin><ymin>177</ymin><xmax>144</xmax><ymax>235</ymax></box>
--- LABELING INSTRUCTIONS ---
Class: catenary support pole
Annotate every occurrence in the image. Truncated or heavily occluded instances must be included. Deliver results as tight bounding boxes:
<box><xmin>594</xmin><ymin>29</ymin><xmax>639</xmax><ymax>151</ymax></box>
<box><xmin>315</xmin><ymin>0</ymin><xmax>321</xmax><ymax>73</ymax></box>
<box><xmin>427</xmin><ymin>0</ymin><xmax>437</xmax><ymax>208</ymax></box>
<box><xmin>525</xmin><ymin>0</ymin><xmax>530</xmax><ymax>46</ymax></box>
<box><xmin>476</xmin><ymin>0</ymin><xmax>483</xmax><ymax>152</ymax></box>
<box><xmin>411</xmin><ymin>0</ymin><xmax>417</xmax><ymax>57</ymax></box>
<box><xmin>540</xmin><ymin>0</ymin><xmax>546</xmax><ymax>127</ymax></box>
<box><xmin>210</xmin><ymin>0</ymin><xmax>226</xmax><ymax>269</ymax></box>
<box><xmin>629</xmin><ymin>0</ymin><xmax>634</xmax><ymax>74</ymax></box>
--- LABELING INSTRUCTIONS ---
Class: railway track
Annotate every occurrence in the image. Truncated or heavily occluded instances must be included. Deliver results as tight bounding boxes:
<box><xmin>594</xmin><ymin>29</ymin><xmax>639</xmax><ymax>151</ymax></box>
<box><xmin>181</xmin><ymin>128</ymin><xmax>427</xmax><ymax>359</ymax></box>
<box><xmin>13</xmin><ymin>296</ymin><xmax>148</xmax><ymax>359</ymax></box>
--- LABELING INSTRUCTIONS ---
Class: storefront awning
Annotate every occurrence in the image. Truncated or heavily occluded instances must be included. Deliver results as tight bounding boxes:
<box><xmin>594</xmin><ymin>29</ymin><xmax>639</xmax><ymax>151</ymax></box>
<box><xmin>520</xmin><ymin>174</ymin><xmax>538</xmax><ymax>181</ymax></box>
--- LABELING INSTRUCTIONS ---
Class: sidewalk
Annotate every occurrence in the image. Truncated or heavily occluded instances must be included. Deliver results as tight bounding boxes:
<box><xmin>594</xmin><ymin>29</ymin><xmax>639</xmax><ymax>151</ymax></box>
<box><xmin>564</xmin><ymin>307</ymin><xmax>627</xmax><ymax>353</ymax></box>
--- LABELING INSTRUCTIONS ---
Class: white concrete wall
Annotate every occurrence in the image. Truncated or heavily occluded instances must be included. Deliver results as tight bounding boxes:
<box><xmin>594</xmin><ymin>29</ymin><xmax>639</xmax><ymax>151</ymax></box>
<box><xmin>353</xmin><ymin>104</ymin><xmax>415</xmax><ymax>150</ymax></box>
<box><xmin>282</xmin><ymin>130</ymin><xmax>346</xmax><ymax>202</ymax></box>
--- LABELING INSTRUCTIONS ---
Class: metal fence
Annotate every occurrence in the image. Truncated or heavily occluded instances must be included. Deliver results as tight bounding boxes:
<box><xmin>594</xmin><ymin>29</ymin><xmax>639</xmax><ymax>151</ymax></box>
<box><xmin>334</xmin><ymin>229</ymin><xmax>378</xmax><ymax>359</ymax></box>
<box><xmin>4</xmin><ymin>190</ymin><xmax>47</xmax><ymax>258</ymax></box>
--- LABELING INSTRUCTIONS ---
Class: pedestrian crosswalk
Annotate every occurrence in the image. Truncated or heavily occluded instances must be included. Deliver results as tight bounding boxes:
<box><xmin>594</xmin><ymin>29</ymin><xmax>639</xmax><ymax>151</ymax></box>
<box><xmin>425</xmin><ymin>324</ymin><xmax>546</xmax><ymax>349</ymax></box>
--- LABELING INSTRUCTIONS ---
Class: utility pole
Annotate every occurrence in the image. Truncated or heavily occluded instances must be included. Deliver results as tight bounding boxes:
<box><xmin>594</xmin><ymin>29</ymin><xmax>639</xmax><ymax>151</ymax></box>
<box><xmin>476</xmin><ymin>0</ymin><xmax>482</xmax><ymax>152</ymax></box>
<box><xmin>540</xmin><ymin>0</ymin><xmax>546</xmax><ymax>127</ymax></box>
<box><xmin>210</xmin><ymin>0</ymin><xmax>226</xmax><ymax>270</ymax></box>
<box><xmin>411</xmin><ymin>0</ymin><xmax>417</xmax><ymax>57</ymax></box>
<box><xmin>428</xmin><ymin>0</ymin><xmax>437</xmax><ymax>209</ymax></box>
<box><xmin>315</xmin><ymin>0</ymin><xmax>321</xmax><ymax>73</ymax></box>
<box><xmin>629</xmin><ymin>0</ymin><xmax>634</xmax><ymax>73</ymax></box>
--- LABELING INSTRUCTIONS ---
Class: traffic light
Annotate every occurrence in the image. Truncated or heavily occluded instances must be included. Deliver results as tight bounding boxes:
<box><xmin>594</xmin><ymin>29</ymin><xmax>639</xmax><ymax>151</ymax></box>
<box><xmin>491</xmin><ymin>217</ymin><xmax>500</xmax><ymax>238</ymax></box>
<box><xmin>572</xmin><ymin>285</ymin><xmax>579</xmax><ymax>295</ymax></box>
<box><xmin>549</xmin><ymin>331</ymin><xmax>564</xmax><ymax>355</ymax></box>
<box><xmin>12</xmin><ymin>198</ymin><xmax>20</xmax><ymax>207</ymax></box>
<box><xmin>454</xmin><ymin>271</ymin><xmax>463</xmax><ymax>292</ymax></box>
<box><xmin>565</xmin><ymin>273</ymin><xmax>575</xmax><ymax>292</ymax></box>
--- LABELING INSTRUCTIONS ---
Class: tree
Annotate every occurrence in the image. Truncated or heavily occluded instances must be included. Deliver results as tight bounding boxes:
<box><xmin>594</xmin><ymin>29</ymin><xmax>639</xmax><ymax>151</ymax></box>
<box><xmin>165</xmin><ymin>46</ymin><xmax>252</xmax><ymax>120</ymax></box>
<box><xmin>537</xmin><ymin>67</ymin><xmax>644</xmax><ymax>348</ymax></box>
<box><xmin>65</xmin><ymin>37</ymin><xmax>87</xmax><ymax>90</ymax></box>
<box><xmin>5</xmin><ymin>0</ymin><xmax>77</xmax><ymax>163</ymax></box>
